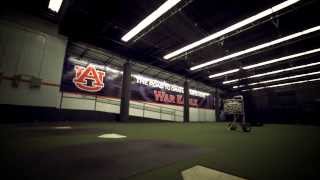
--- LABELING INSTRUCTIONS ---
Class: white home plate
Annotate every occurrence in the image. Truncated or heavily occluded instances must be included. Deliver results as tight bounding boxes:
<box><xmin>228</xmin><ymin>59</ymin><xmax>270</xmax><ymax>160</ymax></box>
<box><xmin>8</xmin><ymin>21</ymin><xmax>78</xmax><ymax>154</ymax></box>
<box><xmin>52</xmin><ymin>126</ymin><xmax>72</xmax><ymax>130</ymax></box>
<box><xmin>98</xmin><ymin>133</ymin><xmax>127</xmax><ymax>139</ymax></box>
<box><xmin>182</xmin><ymin>165</ymin><xmax>247</xmax><ymax>180</ymax></box>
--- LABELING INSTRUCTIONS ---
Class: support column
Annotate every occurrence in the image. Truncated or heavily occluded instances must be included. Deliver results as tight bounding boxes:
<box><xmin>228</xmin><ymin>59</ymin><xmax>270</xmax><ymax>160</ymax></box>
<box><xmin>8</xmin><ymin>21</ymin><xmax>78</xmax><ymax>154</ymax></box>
<box><xmin>183</xmin><ymin>80</ymin><xmax>190</xmax><ymax>123</ymax></box>
<box><xmin>214</xmin><ymin>89</ymin><xmax>220</xmax><ymax>122</ymax></box>
<box><xmin>119</xmin><ymin>62</ymin><xmax>131</xmax><ymax>122</ymax></box>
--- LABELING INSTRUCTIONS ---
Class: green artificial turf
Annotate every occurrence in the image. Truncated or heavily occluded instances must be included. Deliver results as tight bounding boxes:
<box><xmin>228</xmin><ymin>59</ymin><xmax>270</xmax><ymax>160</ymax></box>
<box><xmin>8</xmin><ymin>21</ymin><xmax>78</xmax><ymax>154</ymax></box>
<box><xmin>1</xmin><ymin>122</ymin><xmax>320</xmax><ymax>180</ymax></box>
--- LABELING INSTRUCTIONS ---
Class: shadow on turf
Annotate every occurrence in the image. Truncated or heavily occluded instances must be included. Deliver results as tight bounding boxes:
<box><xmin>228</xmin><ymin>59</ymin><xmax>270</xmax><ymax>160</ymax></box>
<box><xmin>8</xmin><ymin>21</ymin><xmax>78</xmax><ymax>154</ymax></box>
<box><xmin>3</xmin><ymin>139</ymin><xmax>207</xmax><ymax>180</ymax></box>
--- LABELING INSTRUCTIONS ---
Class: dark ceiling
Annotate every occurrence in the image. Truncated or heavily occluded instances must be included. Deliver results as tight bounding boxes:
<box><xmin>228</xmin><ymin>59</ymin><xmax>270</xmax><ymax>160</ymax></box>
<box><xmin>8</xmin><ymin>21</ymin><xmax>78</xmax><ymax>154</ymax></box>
<box><xmin>5</xmin><ymin>0</ymin><xmax>320</xmax><ymax>92</ymax></box>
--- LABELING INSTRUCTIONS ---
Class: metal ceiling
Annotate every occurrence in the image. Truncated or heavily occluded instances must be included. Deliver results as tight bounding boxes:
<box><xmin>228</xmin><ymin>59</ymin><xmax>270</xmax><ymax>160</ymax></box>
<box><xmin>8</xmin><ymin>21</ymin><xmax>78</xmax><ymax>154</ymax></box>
<box><xmin>5</xmin><ymin>0</ymin><xmax>320</xmax><ymax>93</ymax></box>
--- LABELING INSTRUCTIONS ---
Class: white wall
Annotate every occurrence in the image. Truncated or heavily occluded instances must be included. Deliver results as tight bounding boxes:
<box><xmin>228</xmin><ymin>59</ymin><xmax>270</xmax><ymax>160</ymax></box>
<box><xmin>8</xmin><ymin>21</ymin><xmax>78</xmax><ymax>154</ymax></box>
<box><xmin>0</xmin><ymin>12</ymin><xmax>216</xmax><ymax>122</ymax></box>
<box><xmin>129</xmin><ymin>101</ymin><xmax>184</xmax><ymax>122</ymax></box>
<box><xmin>0</xmin><ymin>13</ymin><xmax>67</xmax><ymax>108</ymax></box>
<box><xmin>128</xmin><ymin>101</ymin><xmax>215</xmax><ymax>122</ymax></box>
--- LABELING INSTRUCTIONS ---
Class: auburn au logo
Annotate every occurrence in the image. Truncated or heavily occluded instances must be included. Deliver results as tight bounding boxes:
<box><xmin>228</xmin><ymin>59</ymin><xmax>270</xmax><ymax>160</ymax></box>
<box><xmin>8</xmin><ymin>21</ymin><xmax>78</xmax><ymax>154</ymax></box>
<box><xmin>72</xmin><ymin>65</ymin><xmax>106</xmax><ymax>92</ymax></box>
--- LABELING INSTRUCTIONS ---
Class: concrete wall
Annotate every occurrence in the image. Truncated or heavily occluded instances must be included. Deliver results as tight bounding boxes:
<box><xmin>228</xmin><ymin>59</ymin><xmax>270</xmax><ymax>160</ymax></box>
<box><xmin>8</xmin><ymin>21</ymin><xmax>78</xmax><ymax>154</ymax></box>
<box><xmin>0</xmin><ymin>12</ymin><xmax>216</xmax><ymax>122</ymax></box>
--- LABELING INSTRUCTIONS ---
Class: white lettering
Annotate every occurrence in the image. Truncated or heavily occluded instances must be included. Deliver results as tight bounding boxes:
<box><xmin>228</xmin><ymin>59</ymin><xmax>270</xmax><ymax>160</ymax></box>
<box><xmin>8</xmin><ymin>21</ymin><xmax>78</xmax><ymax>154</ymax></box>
<box><xmin>132</xmin><ymin>74</ymin><xmax>209</xmax><ymax>98</ymax></box>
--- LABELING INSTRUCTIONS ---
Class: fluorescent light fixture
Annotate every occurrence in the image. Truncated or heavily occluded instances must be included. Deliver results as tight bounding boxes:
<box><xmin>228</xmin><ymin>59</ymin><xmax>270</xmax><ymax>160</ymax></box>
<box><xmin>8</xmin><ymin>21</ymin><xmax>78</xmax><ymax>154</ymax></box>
<box><xmin>223</xmin><ymin>79</ymin><xmax>240</xmax><ymax>84</ymax></box>
<box><xmin>48</xmin><ymin>0</ymin><xmax>63</xmax><ymax>12</ymax></box>
<box><xmin>209</xmin><ymin>68</ymin><xmax>240</xmax><ymax>78</ymax></box>
<box><xmin>249</xmin><ymin>61</ymin><xmax>320</xmax><ymax>78</ymax></box>
<box><xmin>163</xmin><ymin>0</ymin><xmax>300</xmax><ymax>60</ymax></box>
<box><xmin>234</xmin><ymin>71</ymin><xmax>320</xmax><ymax>88</ymax></box>
<box><xmin>190</xmin><ymin>25</ymin><xmax>320</xmax><ymax>71</ymax></box>
<box><xmin>251</xmin><ymin>71</ymin><xmax>320</xmax><ymax>84</ymax></box>
<box><xmin>243</xmin><ymin>48</ymin><xmax>320</xmax><ymax>69</ymax></box>
<box><xmin>223</xmin><ymin>61</ymin><xmax>320</xmax><ymax>84</ymax></box>
<box><xmin>242</xmin><ymin>77</ymin><xmax>320</xmax><ymax>91</ymax></box>
<box><xmin>121</xmin><ymin>0</ymin><xmax>181</xmax><ymax>42</ymax></box>
<box><xmin>233</xmin><ymin>85</ymin><xmax>244</xmax><ymax>89</ymax></box>
<box><xmin>210</xmin><ymin>48</ymin><xmax>320</xmax><ymax>79</ymax></box>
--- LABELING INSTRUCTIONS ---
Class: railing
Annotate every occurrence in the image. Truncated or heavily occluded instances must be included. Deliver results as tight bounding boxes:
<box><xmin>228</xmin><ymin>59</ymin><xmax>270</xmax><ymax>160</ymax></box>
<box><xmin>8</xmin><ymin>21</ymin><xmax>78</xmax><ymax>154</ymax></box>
<box><xmin>60</xmin><ymin>92</ymin><xmax>183</xmax><ymax>121</ymax></box>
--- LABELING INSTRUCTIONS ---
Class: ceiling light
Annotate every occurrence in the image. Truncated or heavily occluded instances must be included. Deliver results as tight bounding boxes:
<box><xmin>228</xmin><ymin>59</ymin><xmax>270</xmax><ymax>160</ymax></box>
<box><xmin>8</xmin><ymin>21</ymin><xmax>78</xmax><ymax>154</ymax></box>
<box><xmin>223</xmin><ymin>61</ymin><xmax>320</xmax><ymax>84</ymax></box>
<box><xmin>190</xmin><ymin>25</ymin><xmax>320</xmax><ymax>71</ymax></box>
<box><xmin>223</xmin><ymin>79</ymin><xmax>240</xmax><ymax>84</ymax></box>
<box><xmin>121</xmin><ymin>0</ymin><xmax>181</xmax><ymax>42</ymax></box>
<box><xmin>48</xmin><ymin>0</ymin><xmax>63</xmax><ymax>12</ymax></box>
<box><xmin>209</xmin><ymin>48</ymin><xmax>320</xmax><ymax>78</ymax></box>
<box><xmin>234</xmin><ymin>71</ymin><xmax>320</xmax><ymax>88</ymax></box>
<box><xmin>233</xmin><ymin>85</ymin><xmax>244</xmax><ymax>89</ymax></box>
<box><xmin>251</xmin><ymin>71</ymin><xmax>320</xmax><ymax>84</ymax></box>
<box><xmin>249</xmin><ymin>61</ymin><xmax>320</xmax><ymax>78</ymax></box>
<box><xmin>210</xmin><ymin>48</ymin><xmax>320</xmax><ymax>78</ymax></box>
<box><xmin>242</xmin><ymin>77</ymin><xmax>320</xmax><ymax>91</ymax></box>
<box><xmin>208</xmin><ymin>68</ymin><xmax>240</xmax><ymax>78</ymax></box>
<box><xmin>163</xmin><ymin>0</ymin><xmax>300</xmax><ymax>60</ymax></box>
<box><xmin>243</xmin><ymin>48</ymin><xmax>320</xmax><ymax>69</ymax></box>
